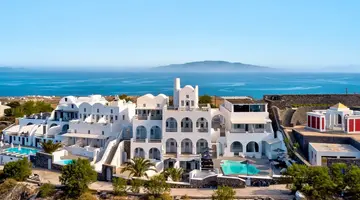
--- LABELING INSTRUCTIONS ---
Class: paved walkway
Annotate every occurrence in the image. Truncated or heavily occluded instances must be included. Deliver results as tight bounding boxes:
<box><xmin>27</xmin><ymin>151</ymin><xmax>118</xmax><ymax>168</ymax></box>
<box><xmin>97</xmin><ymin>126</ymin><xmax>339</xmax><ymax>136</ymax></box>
<box><xmin>31</xmin><ymin>168</ymin><xmax>293</xmax><ymax>199</ymax></box>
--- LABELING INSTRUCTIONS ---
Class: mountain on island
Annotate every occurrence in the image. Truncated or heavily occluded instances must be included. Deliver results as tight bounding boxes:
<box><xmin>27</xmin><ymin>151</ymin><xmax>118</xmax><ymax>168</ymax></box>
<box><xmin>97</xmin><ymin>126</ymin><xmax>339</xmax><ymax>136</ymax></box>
<box><xmin>155</xmin><ymin>61</ymin><xmax>271</xmax><ymax>72</ymax></box>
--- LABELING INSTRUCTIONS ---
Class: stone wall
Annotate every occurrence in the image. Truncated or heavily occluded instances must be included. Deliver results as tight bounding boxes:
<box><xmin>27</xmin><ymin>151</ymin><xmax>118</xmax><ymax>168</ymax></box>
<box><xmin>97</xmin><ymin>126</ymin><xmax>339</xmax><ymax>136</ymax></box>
<box><xmin>52</xmin><ymin>163</ymin><xmax>64</xmax><ymax>171</ymax></box>
<box><xmin>217</xmin><ymin>176</ymin><xmax>246</xmax><ymax>188</ymax></box>
<box><xmin>190</xmin><ymin>175</ymin><xmax>218</xmax><ymax>188</ymax></box>
<box><xmin>327</xmin><ymin>158</ymin><xmax>360</xmax><ymax>167</ymax></box>
<box><xmin>33</xmin><ymin>152</ymin><xmax>53</xmax><ymax>169</ymax></box>
<box><xmin>264</xmin><ymin>94</ymin><xmax>360</xmax><ymax>110</ymax></box>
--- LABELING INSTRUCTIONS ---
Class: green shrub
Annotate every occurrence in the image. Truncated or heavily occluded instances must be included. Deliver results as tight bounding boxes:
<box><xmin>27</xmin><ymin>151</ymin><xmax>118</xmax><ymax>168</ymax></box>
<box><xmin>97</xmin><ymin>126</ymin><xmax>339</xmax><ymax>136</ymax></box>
<box><xmin>130</xmin><ymin>178</ymin><xmax>143</xmax><ymax>193</ymax></box>
<box><xmin>212</xmin><ymin>186</ymin><xmax>236</xmax><ymax>200</ymax></box>
<box><xmin>3</xmin><ymin>158</ymin><xmax>32</xmax><ymax>181</ymax></box>
<box><xmin>144</xmin><ymin>175</ymin><xmax>170</xmax><ymax>197</ymax></box>
<box><xmin>38</xmin><ymin>183</ymin><xmax>56</xmax><ymax>198</ymax></box>
<box><xmin>0</xmin><ymin>179</ymin><xmax>17</xmax><ymax>194</ymax></box>
<box><xmin>59</xmin><ymin>158</ymin><xmax>97</xmax><ymax>197</ymax></box>
<box><xmin>78</xmin><ymin>192</ymin><xmax>97</xmax><ymax>200</ymax></box>
<box><xmin>113</xmin><ymin>177</ymin><xmax>127</xmax><ymax>196</ymax></box>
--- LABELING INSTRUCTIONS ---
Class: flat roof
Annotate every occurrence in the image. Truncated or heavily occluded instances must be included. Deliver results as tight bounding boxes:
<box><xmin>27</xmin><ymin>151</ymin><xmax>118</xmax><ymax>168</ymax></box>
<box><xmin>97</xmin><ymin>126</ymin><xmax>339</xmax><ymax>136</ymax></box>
<box><xmin>224</xmin><ymin>98</ymin><xmax>266</xmax><ymax>104</ymax></box>
<box><xmin>309</xmin><ymin>143</ymin><xmax>360</xmax><ymax>153</ymax></box>
<box><xmin>62</xmin><ymin>133</ymin><xmax>107</xmax><ymax>139</ymax></box>
<box><xmin>291</xmin><ymin>126</ymin><xmax>360</xmax><ymax>142</ymax></box>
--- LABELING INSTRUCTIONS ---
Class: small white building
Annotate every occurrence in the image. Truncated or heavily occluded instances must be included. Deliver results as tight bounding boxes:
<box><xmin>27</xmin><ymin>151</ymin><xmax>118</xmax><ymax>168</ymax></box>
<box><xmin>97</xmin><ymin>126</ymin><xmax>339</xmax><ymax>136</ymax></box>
<box><xmin>308</xmin><ymin>143</ymin><xmax>360</xmax><ymax>166</ymax></box>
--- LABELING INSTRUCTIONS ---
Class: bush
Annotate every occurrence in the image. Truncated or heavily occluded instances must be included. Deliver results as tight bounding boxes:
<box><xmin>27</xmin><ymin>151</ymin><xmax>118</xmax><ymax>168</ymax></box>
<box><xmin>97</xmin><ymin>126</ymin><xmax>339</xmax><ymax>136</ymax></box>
<box><xmin>199</xmin><ymin>94</ymin><xmax>212</xmax><ymax>104</ymax></box>
<box><xmin>113</xmin><ymin>177</ymin><xmax>127</xmax><ymax>196</ymax></box>
<box><xmin>212</xmin><ymin>186</ymin><xmax>236</xmax><ymax>200</ymax></box>
<box><xmin>3</xmin><ymin>158</ymin><xmax>32</xmax><ymax>181</ymax></box>
<box><xmin>144</xmin><ymin>175</ymin><xmax>170</xmax><ymax>197</ymax></box>
<box><xmin>130</xmin><ymin>178</ymin><xmax>143</xmax><ymax>193</ymax></box>
<box><xmin>78</xmin><ymin>192</ymin><xmax>97</xmax><ymax>200</ymax></box>
<box><xmin>59</xmin><ymin>158</ymin><xmax>97</xmax><ymax>197</ymax></box>
<box><xmin>148</xmin><ymin>193</ymin><xmax>172</xmax><ymax>200</ymax></box>
<box><xmin>0</xmin><ymin>179</ymin><xmax>17</xmax><ymax>194</ymax></box>
<box><xmin>38</xmin><ymin>183</ymin><xmax>56</xmax><ymax>198</ymax></box>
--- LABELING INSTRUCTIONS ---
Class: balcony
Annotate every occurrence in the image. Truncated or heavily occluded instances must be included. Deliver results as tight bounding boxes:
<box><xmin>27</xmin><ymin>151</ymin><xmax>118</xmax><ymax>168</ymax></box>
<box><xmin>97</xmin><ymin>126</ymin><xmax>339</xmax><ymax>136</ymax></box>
<box><xmin>136</xmin><ymin>115</ymin><xmax>148</xmax><ymax>120</ymax></box>
<box><xmin>166</xmin><ymin>128</ymin><xmax>177</xmax><ymax>132</ymax></box>
<box><xmin>150</xmin><ymin>115</ymin><xmax>162</xmax><ymax>120</ymax></box>
<box><xmin>181</xmin><ymin>128</ymin><xmax>193</xmax><ymax>132</ymax></box>
<box><xmin>197</xmin><ymin>128</ymin><xmax>208</xmax><ymax>132</ymax></box>
<box><xmin>149</xmin><ymin>139</ymin><xmax>162</xmax><ymax>143</ymax></box>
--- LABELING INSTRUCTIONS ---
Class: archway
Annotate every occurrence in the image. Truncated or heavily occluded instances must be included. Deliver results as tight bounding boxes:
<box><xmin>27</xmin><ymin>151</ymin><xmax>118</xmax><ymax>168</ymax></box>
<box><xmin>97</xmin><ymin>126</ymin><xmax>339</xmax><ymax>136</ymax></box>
<box><xmin>136</xmin><ymin>126</ymin><xmax>147</xmax><ymax>141</ymax></box>
<box><xmin>166</xmin><ymin>138</ymin><xmax>177</xmax><ymax>154</ymax></box>
<box><xmin>196</xmin><ymin>118</ymin><xmax>208</xmax><ymax>132</ymax></box>
<box><xmin>181</xmin><ymin>138</ymin><xmax>193</xmax><ymax>154</ymax></box>
<box><xmin>211</xmin><ymin>115</ymin><xmax>225</xmax><ymax>129</ymax></box>
<box><xmin>62</xmin><ymin>124</ymin><xmax>69</xmax><ymax>133</ymax></box>
<box><xmin>149</xmin><ymin>148</ymin><xmax>161</xmax><ymax>160</ymax></box>
<box><xmin>231</xmin><ymin>141</ymin><xmax>243</xmax><ymax>154</ymax></box>
<box><xmin>165</xmin><ymin>117</ymin><xmax>177</xmax><ymax>132</ymax></box>
<box><xmin>246</xmin><ymin>141</ymin><xmax>259</xmax><ymax>152</ymax></box>
<box><xmin>196</xmin><ymin>139</ymin><xmax>208</xmax><ymax>154</ymax></box>
<box><xmin>134</xmin><ymin>147</ymin><xmax>145</xmax><ymax>158</ymax></box>
<box><xmin>181</xmin><ymin>117</ymin><xmax>193</xmax><ymax>132</ymax></box>
<box><xmin>150</xmin><ymin>126</ymin><xmax>161</xmax><ymax>141</ymax></box>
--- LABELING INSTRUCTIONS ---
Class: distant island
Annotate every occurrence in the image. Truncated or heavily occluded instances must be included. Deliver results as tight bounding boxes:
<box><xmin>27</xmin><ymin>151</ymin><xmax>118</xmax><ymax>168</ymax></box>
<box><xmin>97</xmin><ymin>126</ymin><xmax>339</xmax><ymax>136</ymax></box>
<box><xmin>154</xmin><ymin>60</ymin><xmax>272</xmax><ymax>72</ymax></box>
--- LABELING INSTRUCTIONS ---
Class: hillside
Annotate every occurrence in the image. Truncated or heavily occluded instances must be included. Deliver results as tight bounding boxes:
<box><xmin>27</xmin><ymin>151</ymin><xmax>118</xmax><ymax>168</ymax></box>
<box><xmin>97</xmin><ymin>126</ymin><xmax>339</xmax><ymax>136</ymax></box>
<box><xmin>155</xmin><ymin>61</ymin><xmax>271</xmax><ymax>72</ymax></box>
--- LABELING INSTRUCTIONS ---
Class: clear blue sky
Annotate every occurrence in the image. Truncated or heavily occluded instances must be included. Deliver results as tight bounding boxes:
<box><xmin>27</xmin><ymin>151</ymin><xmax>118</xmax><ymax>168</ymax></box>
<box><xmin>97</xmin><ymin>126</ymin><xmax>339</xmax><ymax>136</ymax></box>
<box><xmin>0</xmin><ymin>0</ymin><xmax>359</xmax><ymax>68</ymax></box>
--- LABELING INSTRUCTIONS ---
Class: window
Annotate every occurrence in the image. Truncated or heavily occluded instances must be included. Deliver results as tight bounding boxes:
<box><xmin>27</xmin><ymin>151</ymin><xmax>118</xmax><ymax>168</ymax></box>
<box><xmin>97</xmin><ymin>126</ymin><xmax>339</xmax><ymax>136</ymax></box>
<box><xmin>97</xmin><ymin>109</ymin><xmax>99</xmax><ymax>113</ymax></box>
<box><xmin>80</xmin><ymin>114</ymin><xmax>82</xmax><ymax>119</ymax></box>
<box><xmin>102</xmin><ymin>131</ymin><xmax>104</xmax><ymax>135</ymax></box>
<box><xmin>157</xmin><ymin>104</ymin><xmax>160</xmax><ymax>108</ymax></box>
<box><xmin>143</xmin><ymin>104</ymin><xmax>146</xmax><ymax>107</ymax></box>
<box><xmin>111</xmin><ymin>109</ymin><xmax>113</xmax><ymax>114</ymax></box>
<box><xmin>156</xmin><ymin>110</ymin><xmax>160</xmax><ymax>114</ymax></box>
<box><xmin>250</xmin><ymin>105</ymin><xmax>265</xmax><ymax>112</ymax></box>
<box><xmin>71</xmin><ymin>104</ymin><xmax>74</xmax><ymax>108</ymax></box>
<box><xmin>88</xmin><ymin>130</ymin><xmax>90</xmax><ymax>134</ymax></box>
<box><xmin>181</xmin><ymin>101</ymin><xmax>184</xmax><ymax>106</ymax></box>
<box><xmin>233</xmin><ymin>105</ymin><xmax>250</xmax><ymax>112</ymax></box>
<box><xmin>110</xmin><ymin>116</ymin><xmax>113</xmax><ymax>121</ymax></box>
<box><xmin>75</xmin><ymin>129</ymin><xmax>77</xmax><ymax>133</ymax></box>
<box><xmin>191</xmin><ymin>101</ymin><xmax>194</xmax><ymax>106</ymax></box>
<box><xmin>122</xmin><ymin>115</ymin><xmax>125</xmax><ymax>120</ymax></box>
<box><xmin>65</xmin><ymin>98</ymin><xmax>68</xmax><ymax>102</ymax></box>
<box><xmin>186</xmin><ymin>95</ymin><xmax>189</xmax><ymax>98</ymax></box>
<box><xmin>84</xmin><ymin>108</ymin><xmax>86</xmax><ymax>112</ymax></box>
<box><xmin>115</xmin><ymin>116</ymin><xmax>118</xmax><ymax>120</ymax></box>
<box><xmin>255</xmin><ymin>124</ymin><xmax>265</xmax><ymax>129</ymax></box>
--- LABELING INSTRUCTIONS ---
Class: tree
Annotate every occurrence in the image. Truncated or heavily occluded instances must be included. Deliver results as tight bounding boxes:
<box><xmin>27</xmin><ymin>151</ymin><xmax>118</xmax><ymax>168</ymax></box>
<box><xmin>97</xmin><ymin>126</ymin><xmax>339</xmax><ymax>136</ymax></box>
<box><xmin>59</xmin><ymin>158</ymin><xmax>97</xmax><ymax>197</ymax></box>
<box><xmin>212</xmin><ymin>186</ymin><xmax>236</xmax><ymax>200</ymax></box>
<box><xmin>120</xmin><ymin>157</ymin><xmax>156</xmax><ymax>178</ymax></box>
<box><xmin>144</xmin><ymin>175</ymin><xmax>170</xmax><ymax>197</ymax></box>
<box><xmin>304</xmin><ymin>166</ymin><xmax>335</xmax><ymax>200</ymax></box>
<box><xmin>286</xmin><ymin>164</ymin><xmax>310</xmax><ymax>192</ymax></box>
<box><xmin>199</xmin><ymin>95</ymin><xmax>212</xmax><ymax>104</ymax></box>
<box><xmin>162</xmin><ymin>167</ymin><xmax>183</xmax><ymax>182</ymax></box>
<box><xmin>119</xmin><ymin>94</ymin><xmax>132</xmax><ymax>102</ymax></box>
<box><xmin>6</xmin><ymin>101</ymin><xmax>20</xmax><ymax>108</ymax></box>
<box><xmin>113</xmin><ymin>177</ymin><xmax>128</xmax><ymax>196</ymax></box>
<box><xmin>4</xmin><ymin>108</ymin><xmax>12</xmax><ymax>117</ymax></box>
<box><xmin>40</xmin><ymin>140</ymin><xmax>62</xmax><ymax>154</ymax></box>
<box><xmin>344</xmin><ymin>165</ymin><xmax>360</xmax><ymax>199</ymax></box>
<box><xmin>130</xmin><ymin>178</ymin><xmax>143</xmax><ymax>193</ymax></box>
<box><xmin>38</xmin><ymin>183</ymin><xmax>56</xmax><ymax>198</ymax></box>
<box><xmin>329</xmin><ymin>163</ymin><xmax>347</xmax><ymax>196</ymax></box>
<box><xmin>3</xmin><ymin>158</ymin><xmax>32</xmax><ymax>181</ymax></box>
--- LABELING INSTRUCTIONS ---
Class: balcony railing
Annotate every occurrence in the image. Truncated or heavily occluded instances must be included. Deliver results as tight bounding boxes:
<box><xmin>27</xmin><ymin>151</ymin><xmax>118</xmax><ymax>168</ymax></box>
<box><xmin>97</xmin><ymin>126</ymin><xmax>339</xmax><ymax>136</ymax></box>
<box><xmin>198</xmin><ymin>128</ymin><xmax>208</xmax><ymax>132</ymax></box>
<box><xmin>149</xmin><ymin>139</ymin><xmax>162</xmax><ymax>143</ymax></box>
<box><xmin>134</xmin><ymin>138</ymin><xmax>146</xmax><ymax>142</ymax></box>
<box><xmin>254</xmin><ymin>128</ymin><xmax>265</xmax><ymax>133</ymax></box>
<box><xmin>166</xmin><ymin>128</ymin><xmax>177</xmax><ymax>132</ymax></box>
<box><xmin>231</xmin><ymin>129</ymin><xmax>246</xmax><ymax>133</ymax></box>
<box><xmin>136</xmin><ymin>115</ymin><xmax>148</xmax><ymax>120</ymax></box>
<box><xmin>181</xmin><ymin>150</ymin><xmax>193</xmax><ymax>154</ymax></box>
<box><xmin>150</xmin><ymin>115</ymin><xmax>162</xmax><ymax>120</ymax></box>
<box><xmin>181</xmin><ymin>128</ymin><xmax>193</xmax><ymax>132</ymax></box>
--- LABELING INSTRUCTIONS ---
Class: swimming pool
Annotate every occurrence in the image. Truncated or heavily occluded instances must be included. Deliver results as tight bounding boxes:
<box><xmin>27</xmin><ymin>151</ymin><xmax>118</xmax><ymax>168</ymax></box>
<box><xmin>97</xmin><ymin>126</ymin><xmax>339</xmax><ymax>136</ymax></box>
<box><xmin>221</xmin><ymin>160</ymin><xmax>260</xmax><ymax>175</ymax></box>
<box><xmin>54</xmin><ymin>159</ymin><xmax>73</xmax><ymax>165</ymax></box>
<box><xmin>4</xmin><ymin>147</ymin><xmax>39</xmax><ymax>155</ymax></box>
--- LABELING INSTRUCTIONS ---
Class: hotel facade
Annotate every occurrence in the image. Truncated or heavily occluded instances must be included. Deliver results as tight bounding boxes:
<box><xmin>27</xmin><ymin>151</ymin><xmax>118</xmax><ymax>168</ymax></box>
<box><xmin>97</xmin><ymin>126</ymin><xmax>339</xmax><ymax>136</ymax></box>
<box><xmin>2</xmin><ymin>78</ymin><xmax>281</xmax><ymax>172</ymax></box>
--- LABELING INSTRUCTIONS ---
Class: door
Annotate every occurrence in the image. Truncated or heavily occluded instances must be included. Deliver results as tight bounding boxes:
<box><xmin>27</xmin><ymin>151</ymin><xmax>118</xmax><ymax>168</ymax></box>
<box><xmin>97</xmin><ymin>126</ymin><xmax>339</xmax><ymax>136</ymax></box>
<box><xmin>22</xmin><ymin>137</ymin><xmax>25</xmax><ymax>145</ymax></box>
<box><xmin>9</xmin><ymin>136</ymin><xmax>12</xmax><ymax>144</ymax></box>
<box><xmin>169</xmin><ymin>161</ymin><xmax>174</xmax><ymax>168</ymax></box>
<box><xmin>245</xmin><ymin>124</ymin><xmax>249</xmax><ymax>132</ymax></box>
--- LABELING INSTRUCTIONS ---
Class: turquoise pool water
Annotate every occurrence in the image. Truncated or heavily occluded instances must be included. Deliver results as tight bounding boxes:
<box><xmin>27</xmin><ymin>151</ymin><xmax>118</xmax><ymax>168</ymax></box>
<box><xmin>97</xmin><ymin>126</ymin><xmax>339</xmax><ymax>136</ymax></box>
<box><xmin>5</xmin><ymin>147</ymin><xmax>39</xmax><ymax>155</ymax></box>
<box><xmin>221</xmin><ymin>160</ymin><xmax>260</xmax><ymax>175</ymax></box>
<box><xmin>54</xmin><ymin>159</ymin><xmax>73</xmax><ymax>165</ymax></box>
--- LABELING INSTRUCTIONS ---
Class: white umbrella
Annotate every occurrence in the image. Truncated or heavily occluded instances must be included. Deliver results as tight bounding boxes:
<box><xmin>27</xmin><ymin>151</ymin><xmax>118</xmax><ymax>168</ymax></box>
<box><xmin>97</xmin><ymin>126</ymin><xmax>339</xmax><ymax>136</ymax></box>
<box><xmin>11</xmin><ymin>143</ymin><xmax>14</xmax><ymax>148</ymax></box>
<box><xmin>1</xmin><ymin>134</ymin><xmax>4</xmax><ymax>141</ymax></box>
<box><xmin>18</xmin><ymin>144</ymin><xmax>21</xmax><ymax>151</ymax></box>
<box><xmin>0</xmin><ymin>141</ymin><xmax>3</xmax><ymax>147</ymax></box>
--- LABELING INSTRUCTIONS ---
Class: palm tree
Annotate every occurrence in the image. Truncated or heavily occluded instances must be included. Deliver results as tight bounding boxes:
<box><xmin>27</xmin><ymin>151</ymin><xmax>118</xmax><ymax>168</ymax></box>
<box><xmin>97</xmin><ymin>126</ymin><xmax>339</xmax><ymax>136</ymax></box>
<box><xmin>162</xmin><ymin>167</ymin><xmax>183</xmax><ymax>182</ymax></box>
<box><xmin>120</xmin><ymin>157</ymin><xmax>156</xmax><ymax>178</ymax></box>
<box><xmin>40</xmin><ymin>140</ymin><xmax>63</xmax><ymax>154</ymax></box>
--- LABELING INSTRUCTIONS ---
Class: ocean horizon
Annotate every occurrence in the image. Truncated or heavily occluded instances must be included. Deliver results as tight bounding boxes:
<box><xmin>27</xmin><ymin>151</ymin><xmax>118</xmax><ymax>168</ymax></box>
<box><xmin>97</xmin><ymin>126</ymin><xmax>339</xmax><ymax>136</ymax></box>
<box><xmin>0</xmin><ymin>71</ymin><xmax>358</xmax><ymax>98</ymax></box>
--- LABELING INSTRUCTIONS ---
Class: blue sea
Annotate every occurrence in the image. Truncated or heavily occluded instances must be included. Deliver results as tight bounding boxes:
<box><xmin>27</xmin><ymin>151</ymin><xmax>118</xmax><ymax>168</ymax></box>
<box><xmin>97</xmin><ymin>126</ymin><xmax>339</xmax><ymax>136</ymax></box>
<box><xmin>0</xmin><ymin>71</ymin><xmax>359</xmax><ymax>98</ymax></box>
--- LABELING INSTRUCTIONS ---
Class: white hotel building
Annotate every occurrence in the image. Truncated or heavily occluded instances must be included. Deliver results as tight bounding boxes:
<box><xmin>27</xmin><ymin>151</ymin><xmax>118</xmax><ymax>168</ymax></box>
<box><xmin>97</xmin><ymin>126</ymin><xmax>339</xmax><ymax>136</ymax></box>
<box><xmin>2</xmin><ymin>78</ymin><xmax>280</xmax><ymax>172</ymax></box>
